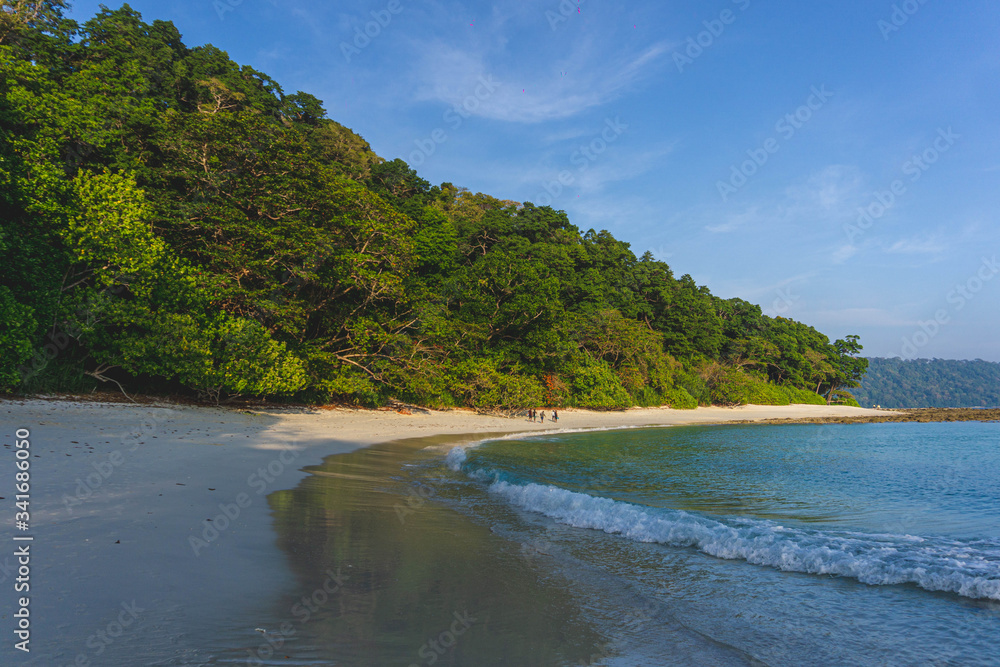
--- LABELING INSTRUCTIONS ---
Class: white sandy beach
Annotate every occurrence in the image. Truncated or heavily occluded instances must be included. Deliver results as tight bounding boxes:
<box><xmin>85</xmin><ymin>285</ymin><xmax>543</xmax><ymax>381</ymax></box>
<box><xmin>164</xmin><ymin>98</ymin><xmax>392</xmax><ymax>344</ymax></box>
<box><xmin>255</xmin><ymin>401</ymin><xmax>884</xmax><ymax>451</ymax></box>
<box><xmin>5</xmin><ymin>397</ymin><xmax>883</xmax><ymax>455</ymax></box>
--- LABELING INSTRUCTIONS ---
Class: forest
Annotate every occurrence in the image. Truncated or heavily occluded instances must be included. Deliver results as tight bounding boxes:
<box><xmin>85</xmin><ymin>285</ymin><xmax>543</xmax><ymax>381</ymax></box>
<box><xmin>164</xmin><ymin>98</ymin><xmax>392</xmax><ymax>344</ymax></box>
<box><xmin>854</xmin><ymin>358</ymin><xmax>1000</xmax><ymax>409</ymax></box>
<box><xmin>0</xmin><ymin>2</ymin><xmax>867</xmax><ymax>409</ymax></box>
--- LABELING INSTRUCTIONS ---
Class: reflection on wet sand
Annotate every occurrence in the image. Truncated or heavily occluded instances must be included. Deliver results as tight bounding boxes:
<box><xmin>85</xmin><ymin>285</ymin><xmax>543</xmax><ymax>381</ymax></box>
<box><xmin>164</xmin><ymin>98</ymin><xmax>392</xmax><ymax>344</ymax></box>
<box><xmin>264</xmin><ymin>434</ymin><xmax>609</xmax><ymax>666</ymax></box>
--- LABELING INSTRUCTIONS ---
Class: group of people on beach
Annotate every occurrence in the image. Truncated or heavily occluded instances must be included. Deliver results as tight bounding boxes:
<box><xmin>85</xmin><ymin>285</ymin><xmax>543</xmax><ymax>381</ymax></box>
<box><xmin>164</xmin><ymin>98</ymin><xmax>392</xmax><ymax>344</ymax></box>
<box><xmin>527</xmin><ymin>408</ymin><xmax>557</xmax><ymax>423</ymax></box>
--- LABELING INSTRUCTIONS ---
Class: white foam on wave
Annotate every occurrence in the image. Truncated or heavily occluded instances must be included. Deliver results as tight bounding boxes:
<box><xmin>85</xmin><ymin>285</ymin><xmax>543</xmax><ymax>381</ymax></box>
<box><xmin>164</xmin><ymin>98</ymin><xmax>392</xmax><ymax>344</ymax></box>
<box><xmin>479</xmin><ymin>477</ymin><xmax>1000</xmax><ymax>601</ymax></box>
<box><xmin>445</xmin><ymin>447</ymin><xmax>468</xmax><ymax>472</ymax></box>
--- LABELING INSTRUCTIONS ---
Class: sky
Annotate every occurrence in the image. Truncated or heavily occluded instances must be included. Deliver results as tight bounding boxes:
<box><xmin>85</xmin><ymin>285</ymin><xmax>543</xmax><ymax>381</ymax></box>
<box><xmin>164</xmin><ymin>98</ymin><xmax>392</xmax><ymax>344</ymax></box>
<box><xmin>67</xmin><ymin>0</ymin><xmax>1000</xmax><ymax>361</ymax></box>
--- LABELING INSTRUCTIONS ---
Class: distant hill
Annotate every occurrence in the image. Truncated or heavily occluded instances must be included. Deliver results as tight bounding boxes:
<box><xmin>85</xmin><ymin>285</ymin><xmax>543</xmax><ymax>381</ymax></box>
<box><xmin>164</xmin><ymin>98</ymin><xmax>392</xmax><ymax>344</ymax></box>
<box><xmin>854</xmin><ymin>358</ymin><xmax>1000</xmax><ymax>408</ymax></box>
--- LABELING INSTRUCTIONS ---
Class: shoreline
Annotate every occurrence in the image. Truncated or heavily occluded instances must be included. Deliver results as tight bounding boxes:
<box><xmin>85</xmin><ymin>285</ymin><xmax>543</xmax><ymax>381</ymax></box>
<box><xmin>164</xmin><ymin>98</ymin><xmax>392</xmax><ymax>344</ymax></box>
<box><xmin>728</xmin><ymin>406</ymin><xmax>1000</xmax><ymax>425</ymax></box>
<box><xmin>4</xmin><ymin>398</ymin><xmax>990</xmax><ymax>468</ymax></box>
<box><xmin>4</xmin><ymin>396</ymin><xmax>887</xmax><ymax>454</ymax></box>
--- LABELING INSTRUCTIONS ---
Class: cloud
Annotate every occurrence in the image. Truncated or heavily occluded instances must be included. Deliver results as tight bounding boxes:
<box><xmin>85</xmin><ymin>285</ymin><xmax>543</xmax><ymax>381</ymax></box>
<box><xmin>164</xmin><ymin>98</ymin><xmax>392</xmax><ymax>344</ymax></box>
<box><xmin>885</xmin><ymin>236</ymin><xmax>947</xmax><ymax>255</ymax></box>
<box><xmin>831</xmin><ymin>244</ymin><xmax>859</xmax><ymax>264</ymax></box>
<box><xmin>409</xmin><ymin>40</ymin><xmax>672</xmax><ymax>123</ymax></box>
<box><xmin>452</xmin><ymin>134</ymin><xmax>674</xmax><ymax>209</ymax></box>
<box><xmin>700</xmin><ymin>164</ymin><xmax>866</xmax><ymax>235</ymax></box>
<box><xmin>705</xmin><ymin>207</ymin><xmax>764</xmax><ymax>233</ymax></box>
<box><xmin>781</xmin><ymin>164</ymin><xmax>865</xmax><ymax>216</ymax></box>
<box><xmin>575</xmin><ymin>142</ymin><xmax>677</xmax><ymax>192</ymax></box>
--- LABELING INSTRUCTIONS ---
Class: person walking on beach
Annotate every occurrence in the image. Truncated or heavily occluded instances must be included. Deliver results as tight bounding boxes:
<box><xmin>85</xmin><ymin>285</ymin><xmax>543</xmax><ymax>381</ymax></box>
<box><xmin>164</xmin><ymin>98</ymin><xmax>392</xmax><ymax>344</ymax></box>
<box><xmin>552</xmin><ymin>409</ymin><xmax>558</xmax><ymax>423</ymax></box>
<box><xmin>539</xmin><ymin>410</ymin><xmax>545</xmax><ymax>423</ymax></box>
<box><xmin>529</xmin><ymin>408</ymin><xmax>535</xmax><ymax>421</ymax></box>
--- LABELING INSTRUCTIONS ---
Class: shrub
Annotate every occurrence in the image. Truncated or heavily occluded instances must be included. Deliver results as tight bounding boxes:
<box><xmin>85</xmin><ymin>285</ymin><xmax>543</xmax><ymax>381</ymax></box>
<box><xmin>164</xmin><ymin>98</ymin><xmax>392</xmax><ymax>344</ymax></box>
<box><xmin>662</xmin><ymin>385</ymin><xmax>698</xmax><ymax>409</ymax></box>
<box><xmin>828</xmin><ymin>390</ymin><xmax>861</xmax><ymax>407</ymax></box>
<box><xmin>675</xmin><ymin>369</ymin><xmax>711</xmax><ymax>405</ymax></box>
<box><xmin>569</xmin><ymin>355</ymin><xmax>631</xmax><ymax>410</ymax></box>
<box><xmin>0</xmin><ymin>286</ymin><xmax>35</xmax><ymax>391</ymax></box>
<box><xmin>705</xmin><ymin>366</ymin><xmax>789</xmax><ymax>406</ymax></box>
<box><xmin>453</xmin><ymin>359</ymin><xmax>545</xmax><ymax>411</ymax></box>
<box><xmin>308</xmin><ymin>366</ymin><xmax>382</xmax><ymax>406</ymax></box>
<box><xmin>779</xmin><ymin>385</ymin><xmax>826</xmax><ymax>405</ymax></box>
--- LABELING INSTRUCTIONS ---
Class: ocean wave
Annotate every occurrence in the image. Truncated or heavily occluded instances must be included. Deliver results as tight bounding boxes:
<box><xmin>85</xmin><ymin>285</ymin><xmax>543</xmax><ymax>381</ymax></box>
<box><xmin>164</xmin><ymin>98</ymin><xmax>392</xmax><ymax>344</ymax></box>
<box><xmin>452</xmin><ymin>454</ymin><xmax>1000</xmax><ymax>601</ymax></box>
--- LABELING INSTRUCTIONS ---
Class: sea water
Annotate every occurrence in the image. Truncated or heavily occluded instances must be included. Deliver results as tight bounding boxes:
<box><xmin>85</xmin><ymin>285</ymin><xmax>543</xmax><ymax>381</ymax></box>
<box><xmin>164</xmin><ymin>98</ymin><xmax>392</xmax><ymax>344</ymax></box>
<box><xmin>440</xmin><ymin>422</ymin><xmax>1000</xmax><ymax>665</ymax></box>
<box><xmin>240</xmin><ymin>422</ymin><xmax>999</xmax><ymax>666</ymax></box>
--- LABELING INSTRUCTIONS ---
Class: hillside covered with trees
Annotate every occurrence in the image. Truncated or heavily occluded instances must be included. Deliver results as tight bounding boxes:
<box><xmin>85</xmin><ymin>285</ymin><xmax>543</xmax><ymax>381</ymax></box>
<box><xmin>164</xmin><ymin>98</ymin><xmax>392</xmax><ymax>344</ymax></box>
<box><xmin>854</xmin><ymin>358</ymin><xmax>1000</xmax><ymax>409</ymax></box>
<box><xmin>0</xmin><ymin>2</ymin><xmax>867</xmax><ymax>409</ymax></box>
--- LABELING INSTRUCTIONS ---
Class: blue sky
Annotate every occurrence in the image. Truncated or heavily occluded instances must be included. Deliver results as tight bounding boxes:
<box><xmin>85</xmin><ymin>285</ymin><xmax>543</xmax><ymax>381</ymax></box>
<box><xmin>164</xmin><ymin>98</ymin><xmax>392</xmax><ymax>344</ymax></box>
<box><xmin>69</xmin><ymin>1</ymin><xmax>1000</xmax><ymax>361</ymax></box>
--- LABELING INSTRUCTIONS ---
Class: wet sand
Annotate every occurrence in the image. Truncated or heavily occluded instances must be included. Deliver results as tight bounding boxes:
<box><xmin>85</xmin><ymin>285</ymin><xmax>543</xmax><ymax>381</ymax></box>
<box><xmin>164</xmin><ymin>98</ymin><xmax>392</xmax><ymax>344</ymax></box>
<box><xmin>0</xmin><ymin>398</ymin><xmax>881</xmax><ymax>665</ymax></box>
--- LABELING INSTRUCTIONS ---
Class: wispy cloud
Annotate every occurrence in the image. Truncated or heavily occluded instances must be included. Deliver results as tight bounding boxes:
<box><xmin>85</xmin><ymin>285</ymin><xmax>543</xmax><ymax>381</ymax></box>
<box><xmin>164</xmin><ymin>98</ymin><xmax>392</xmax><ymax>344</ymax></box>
<box><xmin>782</xmin><ymin>164</ymin><xmax>865</xmax><ymax>216</ymax></box>
<box><xmin>705</xmin><ymin>207</ymin><xmax>763</xmax><ymax>234</ymax></box>
<box><xmin>575</xmin><ymin>142</ymin><xmax>676</xmax><ymax>191</ymax></box>
<box><xmin>409</xmin><ymin>40</ymin><xmax>672</xmax><ymax>123</ymax></box>
<box><xmin>831</xmin><ymin>244</ymin><xmax>859</xmax><ymax>264</ymax></box>
<box><xmin>885</xmin><ymin>235</ymin><xmax>947</xmax><ymax>255</ymax></box>
<box><xmin>703</xmin><ymin>164</ymin><xmax>865</xmax><ymax>235</ymax></box>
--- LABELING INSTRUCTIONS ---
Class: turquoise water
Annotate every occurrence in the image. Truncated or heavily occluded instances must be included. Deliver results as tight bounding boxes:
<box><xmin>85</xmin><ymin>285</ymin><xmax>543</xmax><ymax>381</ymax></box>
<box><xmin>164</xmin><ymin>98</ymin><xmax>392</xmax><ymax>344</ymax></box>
<box><xmin>439</xmin><ymin>422</ymin><xmax>1000</xmax><ymax>665</ymax></box>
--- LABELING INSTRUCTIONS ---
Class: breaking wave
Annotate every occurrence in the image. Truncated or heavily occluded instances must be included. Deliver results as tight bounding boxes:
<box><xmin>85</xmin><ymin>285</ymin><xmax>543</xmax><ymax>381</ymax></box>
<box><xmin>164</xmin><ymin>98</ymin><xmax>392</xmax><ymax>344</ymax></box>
<box><xmin>448</xmin><ymin>447</ymin><xmax>1000</xmax><ymax>601</ymax></box>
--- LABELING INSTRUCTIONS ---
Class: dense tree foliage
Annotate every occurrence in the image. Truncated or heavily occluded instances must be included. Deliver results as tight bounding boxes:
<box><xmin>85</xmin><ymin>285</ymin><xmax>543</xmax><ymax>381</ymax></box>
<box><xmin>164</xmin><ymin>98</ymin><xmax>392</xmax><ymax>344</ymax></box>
<box><xmin>854</xmin><ymin>358</ymin><xmax>1000</xmax><ymax>409</ymax></box>
<box><xmin>0</xmin><ymin>4</ymin><xmax>866</xmax><ymax>407</ymax></box>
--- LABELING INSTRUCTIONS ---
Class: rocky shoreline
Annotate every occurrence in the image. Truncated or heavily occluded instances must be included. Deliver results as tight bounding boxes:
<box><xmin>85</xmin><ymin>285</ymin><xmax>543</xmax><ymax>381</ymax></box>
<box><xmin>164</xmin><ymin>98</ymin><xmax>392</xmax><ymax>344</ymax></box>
<box><xmin>731</xmin><ymin>407</ymin><xmax>1000</xmax><ymax>425</ymax></box>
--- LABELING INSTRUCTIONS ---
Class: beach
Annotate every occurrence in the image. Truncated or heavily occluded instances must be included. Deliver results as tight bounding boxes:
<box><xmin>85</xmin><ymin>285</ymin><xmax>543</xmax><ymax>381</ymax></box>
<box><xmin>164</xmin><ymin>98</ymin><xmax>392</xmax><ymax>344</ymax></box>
<box><xmin>1</xmin><ymin>397</ymin><xmax>889</xmax><ymax>466</ymax></box>
<box><xmin>0</xmin><ymin>399</ymin><xmax>885</xmax><ymax>665</ymax></box>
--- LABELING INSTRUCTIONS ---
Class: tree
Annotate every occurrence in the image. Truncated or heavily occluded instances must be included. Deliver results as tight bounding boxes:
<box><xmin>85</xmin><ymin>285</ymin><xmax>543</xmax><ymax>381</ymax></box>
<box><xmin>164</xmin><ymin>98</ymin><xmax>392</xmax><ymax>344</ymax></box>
<box><xmin>824</xmin><ymin>335</ymin><xmax>868</xmax><ymax>404</ymax></box>
<box><xmin>0</xmin><ymin>0</ymin><xmax>68</xmax><ymax>47</ymax></box>
<box><xmin>280</xmin><ymin>91</ymin><xmax>326</xmax><ymax>125</ymax></box>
